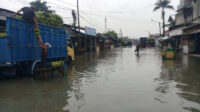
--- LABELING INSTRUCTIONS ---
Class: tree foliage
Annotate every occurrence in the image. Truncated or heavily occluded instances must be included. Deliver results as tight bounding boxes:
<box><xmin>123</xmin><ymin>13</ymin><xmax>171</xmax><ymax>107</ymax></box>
<box><xmin>16</xmin><ymin>12</ymin><xmax>64</xmax><ymax>27</ymax></box>
<box><xmin>30</xmin><ymin>0</ymin><xmax>54</xmax><ymax>14</ymax></box>
<box><xmin>36</xmin><ymin>12</ymin><xmax>63</xmax><ymax>27</ymax></box>
<box><xmin>153</xmin><ymin>0</ymin><xmax>174</xmax><ymax>11</ymax></box>
<box><xmin>167</xmin><ymin>16</ymin><xmax>176</xmax><ymax>28</ymax></box>
<box><xmin>105</xmin><ymin>30</ymin><xmax>118</xmax><ymax>38</ymax></box>
<box><xmin>153</xmin><ymin>0</ymin><xmax>174</xmax><ymax>35</ymax></box>
<box><xmin>29</xmin><ymin>0</ymin><xmax>64</xmax><ymax>27</ymax></box>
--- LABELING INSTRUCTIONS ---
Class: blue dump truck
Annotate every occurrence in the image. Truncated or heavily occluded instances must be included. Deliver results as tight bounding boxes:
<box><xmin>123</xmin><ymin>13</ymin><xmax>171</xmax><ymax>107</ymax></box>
<box><xmin>139</xmin><ymin>37</ymin><xmax>147</xmax><ymax>48</ymax></box>
<box><xmin>0</xmin><ymin>17</ymin><xmax>68</xmax><ymax>77</ymax></box>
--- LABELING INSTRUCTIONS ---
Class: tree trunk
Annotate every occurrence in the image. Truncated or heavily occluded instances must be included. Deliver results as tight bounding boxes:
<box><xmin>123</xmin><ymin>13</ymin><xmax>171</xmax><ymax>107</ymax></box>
<box><xmin>162</xmin><ymin>8</ymin><xmax>165</xmax><ymax>36</ymax></box>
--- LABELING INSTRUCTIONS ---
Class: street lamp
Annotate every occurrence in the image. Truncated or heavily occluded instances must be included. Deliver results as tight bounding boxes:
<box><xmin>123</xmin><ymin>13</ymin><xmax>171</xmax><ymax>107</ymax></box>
<box><xmin>151</xmin><ymin>19</ymin><xmax>161</xmax><ymax>36</ymax></box>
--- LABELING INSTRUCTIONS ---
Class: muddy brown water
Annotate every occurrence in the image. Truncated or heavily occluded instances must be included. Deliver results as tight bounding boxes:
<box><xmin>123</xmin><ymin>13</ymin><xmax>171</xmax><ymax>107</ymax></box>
<box><xmin>0</xmin><ymin>47</ymin><xmax>199</xmax><ymax>112</ymax></box>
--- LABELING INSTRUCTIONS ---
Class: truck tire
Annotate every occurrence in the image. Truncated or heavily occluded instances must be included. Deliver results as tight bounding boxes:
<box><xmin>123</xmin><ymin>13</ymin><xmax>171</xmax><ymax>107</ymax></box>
<box><xmin>32</xmin><ymin>60</ymin><xmax>53</xmax><ymax>80</ymax></box>
<box><xmin>31</xmin><ymin>60</ymin><xmax>42</xmax><ymax>75</ymax></box>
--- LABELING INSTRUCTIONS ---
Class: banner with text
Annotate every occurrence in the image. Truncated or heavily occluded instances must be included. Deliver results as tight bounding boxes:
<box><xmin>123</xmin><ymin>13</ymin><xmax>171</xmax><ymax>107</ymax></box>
<box><xmin>85</xmin><ymin>26</ymin><xmax>96</xmax><ymax>35</ymax></box>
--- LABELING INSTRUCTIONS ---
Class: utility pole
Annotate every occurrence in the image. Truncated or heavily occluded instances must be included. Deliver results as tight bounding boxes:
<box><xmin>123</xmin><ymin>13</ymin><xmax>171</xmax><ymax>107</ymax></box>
<box><xmin>105</xmin><ymin>17</ymin><xmax>107</xmax><ymax>33</ymax></box>
<box><xmin>76</xmin><ymin>0</ymin><xmax>80</xmax><ymax>52</ymax></box>
<box><xmin>77</xmin><ymin>0</ymin><xmax>80</xmax><ymax>33</ymax></box>
<box><xmin>120</xmin><ymin>28</ymin><xmax>123</xmax><ymax>38</ymax></box>
<box><xmin>159</xmin><ymin>22</ymin><xmax>161</xmax><ymax>36</ymax></box>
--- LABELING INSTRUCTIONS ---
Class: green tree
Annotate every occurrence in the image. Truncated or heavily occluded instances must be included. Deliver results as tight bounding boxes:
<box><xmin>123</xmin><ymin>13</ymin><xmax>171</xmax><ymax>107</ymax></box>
<box><xmin>15</xmin><ymin>12</ymin><xmax>64</xmax><ymax>27</ymax></box>
<box><xmin>167</xmin><ymin>16</ymin><xmax>175</xmax><ymax>28</ymax></box>
<box><xmin>35</xmin><ymin>12</ymin><xmax>63</xmax><ymax>27</ymax></box>
<box><xmin>153</xmin><ymin>0</ymin><xmax>174</xmax><ymax>36</ymax></box>
<box><xmin>105</xmin><ymin>30</ymin><xmax>118</xmax><ymax>38</ymax></box>
<box><xmin>30</xmin><ymin>0</ymin><xmax>54</xmax><ymax>14</ymax></box>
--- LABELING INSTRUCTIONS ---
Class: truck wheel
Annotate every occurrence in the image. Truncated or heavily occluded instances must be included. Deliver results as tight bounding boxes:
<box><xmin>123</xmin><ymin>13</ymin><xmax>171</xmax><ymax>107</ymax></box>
<box><xmin>31</xmin><ymin>60</ymin><xmax>42</xmax><ymax>76</ymax></box>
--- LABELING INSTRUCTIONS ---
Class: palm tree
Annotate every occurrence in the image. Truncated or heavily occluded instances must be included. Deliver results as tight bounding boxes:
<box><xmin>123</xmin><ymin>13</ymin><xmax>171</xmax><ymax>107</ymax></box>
<box><xmin>153</xmin><ymin>0</ymin><xmax>174</xmax><ymax>36</ymax></box>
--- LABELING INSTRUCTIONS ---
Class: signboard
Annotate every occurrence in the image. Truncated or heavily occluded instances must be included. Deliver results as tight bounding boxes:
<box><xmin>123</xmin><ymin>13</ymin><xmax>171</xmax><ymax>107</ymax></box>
<box><xmin>85</xmin><ymin>26</ymin><xmax>96</xmax><ymax>35</ymax></box>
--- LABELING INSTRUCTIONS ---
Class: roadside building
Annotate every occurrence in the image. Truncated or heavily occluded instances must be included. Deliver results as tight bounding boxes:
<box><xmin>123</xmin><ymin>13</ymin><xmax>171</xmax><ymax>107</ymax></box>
<box><xmin>64</xmin><ymin>25</ymin><xmax>121</xmax><ymax>54</ymax></box>
<box><xmin>183</xmin><ymin>23</ymin><xmax>200</xmax><ymax>54</ymax></box>
<box><xmin>168</xmin><ymin>1</ymin><xmax>186</xmax><ymax>52</ymax></box>
<box><xmin>150</xmin><ymin>34</ymin><xmax>161</xmax><ymax>48</ymax></box>
<box><xmin>149</xmin><ymin>34</ymin><xmax>160</xmax><ymax>47</ymax></box>
<box><xmin>64</xmin><ymin>25</ymin><xmax>99</xmax><ymax>54</ymax></box>
<box><xmin>168</xmin><ymin>0</ymin><xmax>200</xmax><ymax>54</ymax></box>
<box><xmin>182</xmin><ymin>0</ymin><xmax>200</xmax><ymax>54</ymax></box>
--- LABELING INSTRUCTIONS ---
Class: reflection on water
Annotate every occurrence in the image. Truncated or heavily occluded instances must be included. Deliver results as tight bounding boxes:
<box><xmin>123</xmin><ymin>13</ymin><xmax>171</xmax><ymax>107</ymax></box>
<box><xmin>0</xmin><ymin>47</ymin><xmax>200</xmax><ymax>112</ymax></box>
<box><xmin>155</xmin><ymin>54</ymin><xmax>200</xmax><ymax>112</ymax></box>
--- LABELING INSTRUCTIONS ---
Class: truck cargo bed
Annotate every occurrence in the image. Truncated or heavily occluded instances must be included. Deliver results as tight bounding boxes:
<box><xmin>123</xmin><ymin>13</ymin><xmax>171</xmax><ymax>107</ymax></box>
<box><xmin>0</xmin><ymin>17</ymin><xmax>67</xmax><ymax>64</ymax></box>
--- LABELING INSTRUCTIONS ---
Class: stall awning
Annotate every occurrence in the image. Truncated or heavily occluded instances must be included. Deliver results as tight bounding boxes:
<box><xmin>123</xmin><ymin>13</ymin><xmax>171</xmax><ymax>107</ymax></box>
<box><xmin>160</xmin><ymin>36</ymin><xmax>170</xmax><ymax>41</ymax></box>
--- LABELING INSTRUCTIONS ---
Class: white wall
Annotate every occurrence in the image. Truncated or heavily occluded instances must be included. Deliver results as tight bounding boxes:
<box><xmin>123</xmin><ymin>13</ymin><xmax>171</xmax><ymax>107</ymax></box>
<box><xmin>177</xmin><ymin>0</ymin><xmax>184</xmax><ymax>10</ymax></box>
<box><xmin>175</xmin><ymin>13</ymin><xmax>184</xmax><ymax>25</ymax></box>
<box><xmin>169</xmin><ymin>27</ymin><xmax>183</xmax><ymax>37</ymax></box>
<box><xmin>193</xmin><ymin>0</ymin><xmax>200</xmax><ymax>23</ymax></box>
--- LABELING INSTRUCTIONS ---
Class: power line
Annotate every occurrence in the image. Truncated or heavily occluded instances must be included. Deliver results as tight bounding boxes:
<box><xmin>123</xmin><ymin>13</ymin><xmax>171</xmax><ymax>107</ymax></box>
<box><xmin>63</xmin><ymin>17</ymin><xmax>73</xmax><ymax>19</ymax></box>
<box><xmin>50</xmin><ymin>5</ymin><xmax>72</xmax><ymax>11</ymax></box>
<box><xmin>56</xmin><ymin>0</ymin><xmax>76</xmax><ymax>7</ymax></box>
<box><xmin>79</xmin><ymin>15</ymin><xmax>104</xmax><ymax>30</ymax></box>
<box><xmin>47</xmin><ymin>1</ymin><xmax>73</xmax><ymax>10</ymax></box>
<box><xmin>2</xmin><ymin>0</ymin><xmax>114</xmax><ymax>30</ymax></box>
<box><xmin>5</xmin><ymin>0</ymin><xmax>28</xmax><ymax>5</ymax></box>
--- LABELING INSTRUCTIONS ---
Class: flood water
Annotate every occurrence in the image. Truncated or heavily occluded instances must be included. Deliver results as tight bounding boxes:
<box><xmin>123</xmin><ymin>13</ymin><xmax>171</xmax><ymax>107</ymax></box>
<box><xmin>0</xmin><ymin>47</ymin><xmax>200</xmax><ymax>112</ymax></box>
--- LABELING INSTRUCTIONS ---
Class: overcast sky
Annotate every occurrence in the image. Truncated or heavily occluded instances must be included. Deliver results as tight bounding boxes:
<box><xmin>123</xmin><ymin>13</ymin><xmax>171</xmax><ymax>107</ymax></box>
<box><xmin>1</xmin><ymin>0</ymin><xmax>179</xmax><ymax>38</ymax></box>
